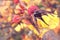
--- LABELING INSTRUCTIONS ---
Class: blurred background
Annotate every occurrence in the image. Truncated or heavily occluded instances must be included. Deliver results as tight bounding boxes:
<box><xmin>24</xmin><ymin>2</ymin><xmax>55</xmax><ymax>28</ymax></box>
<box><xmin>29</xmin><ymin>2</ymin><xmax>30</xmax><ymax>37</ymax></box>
<box><xmin>0</xmin><ymin>0</ymin><xmax>60</xmax><ymax>40</ymax></box>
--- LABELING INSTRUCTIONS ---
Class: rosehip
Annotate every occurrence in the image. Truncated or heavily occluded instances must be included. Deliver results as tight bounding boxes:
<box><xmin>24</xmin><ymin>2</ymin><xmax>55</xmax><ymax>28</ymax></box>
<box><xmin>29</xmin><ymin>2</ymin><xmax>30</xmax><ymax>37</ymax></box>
<box><xmin>28</xmin><ymin>5</ymin><xmax>39</xmax><ymax>15</ymax></box>
<box><xmin>12</xmin><ymin>15</ymin><xmax>20</xmax><ymax>23</ymax></box>
<box><xmin>20</xmin><ymin>9</ymin><xmax>24</xmax><ymax>14</ymax></box>
<box><xmin>13</xmin><ymin>0</ymin><xmax>19</xmax><ymax>4</ymax></box>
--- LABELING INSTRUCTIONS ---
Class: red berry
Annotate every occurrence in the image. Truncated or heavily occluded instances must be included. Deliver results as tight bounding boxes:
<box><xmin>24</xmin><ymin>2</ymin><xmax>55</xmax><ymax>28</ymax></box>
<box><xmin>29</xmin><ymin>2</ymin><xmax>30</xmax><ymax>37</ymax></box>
<box><xmin>13</xmin><ymin>0</ymin><xmax>19</xmax><ymax>4</ymax></box>
<box><xmin>12</xmin><ymin>15</ymin><xmax>20</xmax><ymax>23</ymax></box>
<box><xmin>28</xmin><ymin>5</ymin><xmax>39</xmax><ymax>15</ymax></box>
<box><xmin>20</xmin><ymin>9</ymin><xmax>24</xmax><ymax>14</ymax></box>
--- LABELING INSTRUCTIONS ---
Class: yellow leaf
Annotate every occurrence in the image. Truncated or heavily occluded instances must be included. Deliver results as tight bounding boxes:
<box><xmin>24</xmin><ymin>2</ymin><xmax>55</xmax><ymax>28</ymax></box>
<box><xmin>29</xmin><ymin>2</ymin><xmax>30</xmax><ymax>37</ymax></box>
<box><xmin>27</xmin><ymin>24</ymin><xmax>39</xmax><ymax>36</ymax></box>
<box><xmin>42</xmin><ymin>15</ymin><xmax>50</xmax><ymax>25</ymax></box>
<box><xmin>47</xmin><ymin>14</ymin><xmax>59</xmax><ymax>29</ymax></box>
<box><xmin>14</xmin><ymin>24</ymin><xmax>22</xmax><ymax>32</ymax></box>
<box><xmin>7</xmin><ymin>16</ymin><xmax>11</xmax><ymax>22</ymax></box>
<box><xmin>37</xmin><ymin>18</ymin><xmax>48</xmax><ymax>28</ymax></box>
